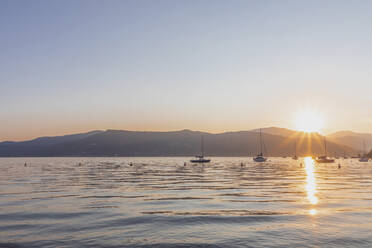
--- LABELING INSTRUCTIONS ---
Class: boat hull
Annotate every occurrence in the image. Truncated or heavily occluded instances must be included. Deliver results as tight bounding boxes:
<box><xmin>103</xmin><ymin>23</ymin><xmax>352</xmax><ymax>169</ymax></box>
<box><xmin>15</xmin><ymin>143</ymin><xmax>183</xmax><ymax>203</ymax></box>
<box><xmin>253</xmin><ymin>157</ymin><xmax>267</xmax><ymax>162</ymax></box>
<box><xmin>190</xmin><ymin>159</ymin><xmax>211</xmax><ymax>163</ymax></box>
<box><xmin>316</xmin><ymin>159</ymin><xmax>335</xmax><ymax>163</ymax></box>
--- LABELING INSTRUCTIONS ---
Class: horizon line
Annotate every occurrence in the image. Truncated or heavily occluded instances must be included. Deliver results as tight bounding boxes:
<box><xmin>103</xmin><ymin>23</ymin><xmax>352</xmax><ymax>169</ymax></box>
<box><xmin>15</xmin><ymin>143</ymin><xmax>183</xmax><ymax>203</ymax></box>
<box><xmin>0</xmin><ymin>126</ymin><xmax>362</xmax><ymax>143</ymax></box>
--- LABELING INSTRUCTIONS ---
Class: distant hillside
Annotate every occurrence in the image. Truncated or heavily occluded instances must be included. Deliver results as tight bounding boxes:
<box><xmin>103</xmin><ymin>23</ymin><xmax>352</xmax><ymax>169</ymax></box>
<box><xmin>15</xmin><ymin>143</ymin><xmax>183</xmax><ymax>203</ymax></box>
<box><xmin>251</xmin><ymin>127</ymin><xmax>298</xmax><ymax>137</ymax></box>
<box><xmin>0</xmin><ymin>128</ymin><xmax>356</xmax><ymax>157</ymax></box>
<box><xmin>0</xmin><ymin>131</ymin><xmax>103</xmax><ymax>156</ymax></box>
<box><xmin>328</xmin><ymin>130</ymin><xmax>372</xmax><ymax>153</ymax></box>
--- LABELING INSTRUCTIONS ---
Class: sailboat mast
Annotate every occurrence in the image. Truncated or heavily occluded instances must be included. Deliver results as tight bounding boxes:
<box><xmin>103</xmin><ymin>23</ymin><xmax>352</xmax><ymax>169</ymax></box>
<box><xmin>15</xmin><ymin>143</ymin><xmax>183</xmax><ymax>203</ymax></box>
<box><xmin>201</xmin><ymin>135</ymin><xmax>204</xmax><ymax>157</ymax></box>
<box><xmin>260</xmin><ymin>129</ymin><xmax>263</xmax><ymax>155</ymax></box>
<box><xmin>324</xmin><ymin>136</ymin><xmax>327</xmax><ymax>156</ymax></box>
<box><xmin>295</xmin><ymin>141</ymin><xmax>297</xmax><ymax>157</ymax></box>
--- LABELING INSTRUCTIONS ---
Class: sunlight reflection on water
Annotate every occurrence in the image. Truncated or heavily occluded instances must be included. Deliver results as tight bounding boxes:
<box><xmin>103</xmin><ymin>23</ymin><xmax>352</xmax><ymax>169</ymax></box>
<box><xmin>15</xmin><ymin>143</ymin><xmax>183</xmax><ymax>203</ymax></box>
<box><xmin>304</xmin><ymin>157</ymin><xmax>318</xmax><ymax>216</ymax></box>
<box><xmin>305</xmin><ymin>157</ymin><xmax>318</xmax><ymax>205</ymax></box>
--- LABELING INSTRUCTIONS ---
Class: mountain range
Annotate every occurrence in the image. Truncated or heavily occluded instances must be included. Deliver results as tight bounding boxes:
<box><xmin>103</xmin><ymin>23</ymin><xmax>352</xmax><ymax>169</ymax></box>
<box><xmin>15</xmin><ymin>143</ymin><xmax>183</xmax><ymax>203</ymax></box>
<box><xmin>1</xmin><ymin>127</ymin><xmax>371</xmax><ymax>157</ymax></box>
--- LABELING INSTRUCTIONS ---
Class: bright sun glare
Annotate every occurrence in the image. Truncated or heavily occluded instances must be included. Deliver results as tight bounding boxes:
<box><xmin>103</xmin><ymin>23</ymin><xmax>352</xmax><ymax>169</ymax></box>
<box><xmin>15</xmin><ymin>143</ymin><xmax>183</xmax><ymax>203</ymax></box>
<box><xmin>294</xmin><ymin>110</ymin><xmax>324</xmax><ymax>133</ymax></box>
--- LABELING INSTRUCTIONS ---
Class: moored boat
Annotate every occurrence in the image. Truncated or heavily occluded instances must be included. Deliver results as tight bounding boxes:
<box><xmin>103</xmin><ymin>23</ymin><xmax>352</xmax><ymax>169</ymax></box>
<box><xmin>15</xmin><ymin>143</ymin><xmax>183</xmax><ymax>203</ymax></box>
<box><xmin>359</xmin><ymin>157</ymin><xmax>369</xmax><ymax>162</ymax></box>
<box><xmin>292</xmin><ymin>141</ymin><xmax>298</xmax><ymax>160</ymax></box>
<box><xmin>254</xmin><ymin>153</ymin><xmax>267</xmax><ymax>162</ymax></box>
<box><xmin>316</xmin><ymin>155</ymin><xmax>335</xmax><ymax>163</ymax></box>
<box><xmin>253</xmin><ymin>129</ymin><xmax>267</xmax><ymax>162</ymax></box>
<box><xmin>359</xmin><ymin>141</ymin><xmax>369</xmax><ymax>162</ymax></box>
<box><xmin>190</xmin><ymin>156</ymin><xmax>211</xmax><ymax>163</ymax></box>
<box><xmin>315</xmin><ymin>136</ymin><xmax>335</xmax><ymax>163</ymax></box>
<box><xmin>190</xmin><ymin>136</ymin><xmax>211</xmax><ymax>163</ymax></box>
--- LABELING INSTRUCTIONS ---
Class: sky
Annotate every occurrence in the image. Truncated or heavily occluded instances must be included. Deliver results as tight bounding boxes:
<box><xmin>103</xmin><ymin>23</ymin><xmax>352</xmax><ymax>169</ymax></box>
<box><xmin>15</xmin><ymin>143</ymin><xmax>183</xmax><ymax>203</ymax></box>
<box><xmin>1</xmin><ymin>0</ymin><xmax>372</xmax><ymax>141</ymax></box>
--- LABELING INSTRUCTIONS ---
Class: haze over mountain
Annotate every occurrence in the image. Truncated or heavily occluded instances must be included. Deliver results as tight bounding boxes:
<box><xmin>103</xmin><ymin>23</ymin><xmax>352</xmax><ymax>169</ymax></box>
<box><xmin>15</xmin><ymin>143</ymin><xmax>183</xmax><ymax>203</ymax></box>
<box><xmin>251</xmin><ymin>127</ymin><xmax>299</xmax><ymax>138</ymax></box>
<box><xmin>328</xmin><ymin>131</ymin><xmax>372</xmax><ymax>153</ymax></box>
<box><xmin>0</xmin><ymin>127</ymin><xmax>362</xmax><ymax>157</ymax></box>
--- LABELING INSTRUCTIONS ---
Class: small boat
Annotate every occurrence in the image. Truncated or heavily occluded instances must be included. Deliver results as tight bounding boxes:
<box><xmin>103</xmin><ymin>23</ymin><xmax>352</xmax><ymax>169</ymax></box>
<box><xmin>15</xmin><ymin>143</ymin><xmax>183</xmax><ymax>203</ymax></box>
<box><xmin>359</xmin><ymin>141</ymin><xmax>369</xmax><ymax>162</ymax></box>
<box><xmin>254</xmin><ymin>153</ymin><xmax>267</xmax><ymax>162</ymax></box>
<box><xmin>292</xmin><ymin>141</ymin><xmax>298</xmax><ymax>160</ymax></box>
<box><xmin>316</xmin><ymin>136</ymin><xmax>335</xmax><ymax>163</ymax></box>
<box><xmin>343</xmin><ymin>151</ymin><xmax>348</xmax><ymax>159</ymax></box>
<box><xmin>316</xmin><ymin>155</ymin><xmax>335</xmax><ymax>163</ymax></box>
<box><xmin>190</xmin><ymin>136</ymin><xmax>211</xmax><ymax>163</ymax></box>
<box><xmin>359</xmin><ymin>157</ymin><xmax>369</xmax><ymax>162</ymax></box>
<box><xmin>253</xmin><ymin>129</ymin><xmax>267</xmax><ymax>162</ymax></box>
<box><xmin>190</xmin><ymin>156</ymin><xmax>211</xmax><ymax>163</ymax></box>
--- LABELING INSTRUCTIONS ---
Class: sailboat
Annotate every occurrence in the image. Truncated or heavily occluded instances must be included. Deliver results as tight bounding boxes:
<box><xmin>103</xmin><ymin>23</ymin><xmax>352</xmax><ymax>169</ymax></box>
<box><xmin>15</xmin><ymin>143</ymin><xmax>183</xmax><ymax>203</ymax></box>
<box><xmin>292</xmin><ymin>141</ymin><xmax>298</xmax><ymax>160</ymax></box>
<box><xmin>190</xmin><ymin>136</ymin><xmax>211</xmax><ymax>163</ymax></box>
<box><xmin>253</xmin><ymin>129</ymin><xmax>267</xmax><ymax>162</ymax></box>
<box><xmin>316</xmin><ymin>136</ymin><xmax>335</xmax><ymax>163</ymax></box>
<box><xmin>359</xmin><ymin>140</ymin><xmax>369</xmax><ymax>162</ymax></box>
<box><xmin>343</xmin><ymin>151</ymin><xmax>348</xmax><ymax>159</ymax></box>
<box><xmin>310</xmin><ymin>146</ymin><xmax>316</xmax><ymax>160</ymax></box>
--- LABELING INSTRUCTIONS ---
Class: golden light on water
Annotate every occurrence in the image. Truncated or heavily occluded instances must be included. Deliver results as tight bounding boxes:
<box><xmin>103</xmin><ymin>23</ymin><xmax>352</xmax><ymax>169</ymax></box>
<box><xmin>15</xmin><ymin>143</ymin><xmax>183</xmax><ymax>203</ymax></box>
<box><xmin>309</xmin><ymin>209</ymin><xmax>317</xmax><ymax>215</ymax></box>
<box><xmin>304</xmin><ymin>157</ymin><xmax>318</xmax><ymax>215</ymax></box>
<box><xmin>294</xmin><ymin>109</ymin><xmax>324</xmax><ymax>133</ymax></box>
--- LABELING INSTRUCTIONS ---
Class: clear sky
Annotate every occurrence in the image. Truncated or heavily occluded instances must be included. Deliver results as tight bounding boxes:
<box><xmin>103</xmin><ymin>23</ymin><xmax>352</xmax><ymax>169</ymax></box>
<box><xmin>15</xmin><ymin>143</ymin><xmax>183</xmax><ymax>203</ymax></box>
<box><xmin>1</xmin><ymin>0</ymin><xmax>372</xmax><ymax>141</ymax></box>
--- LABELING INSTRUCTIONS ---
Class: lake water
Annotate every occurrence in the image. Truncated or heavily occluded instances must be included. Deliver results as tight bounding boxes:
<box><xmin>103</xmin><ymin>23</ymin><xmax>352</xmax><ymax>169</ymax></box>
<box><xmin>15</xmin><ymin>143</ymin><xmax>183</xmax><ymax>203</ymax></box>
<box><xmin>1</xmin><ymin>157</ymin><xmax>372</xmax><ymax>248</ymax></box>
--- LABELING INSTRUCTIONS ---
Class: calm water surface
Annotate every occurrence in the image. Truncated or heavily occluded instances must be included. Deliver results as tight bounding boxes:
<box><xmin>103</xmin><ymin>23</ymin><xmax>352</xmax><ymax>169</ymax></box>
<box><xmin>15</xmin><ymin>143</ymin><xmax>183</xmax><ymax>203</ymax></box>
<box><xmin>1</xmin><ymin>157</ymin><xmax>372</xmax><ymax>247</ymax></box>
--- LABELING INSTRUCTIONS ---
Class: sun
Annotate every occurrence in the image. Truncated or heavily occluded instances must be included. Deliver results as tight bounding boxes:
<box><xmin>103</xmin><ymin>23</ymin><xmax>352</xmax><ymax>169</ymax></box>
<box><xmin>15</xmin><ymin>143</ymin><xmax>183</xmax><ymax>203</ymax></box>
<box><xmin>294</xmin><ymin>109</ymin><xmax>324</xmax><ymax>133</ymax></box>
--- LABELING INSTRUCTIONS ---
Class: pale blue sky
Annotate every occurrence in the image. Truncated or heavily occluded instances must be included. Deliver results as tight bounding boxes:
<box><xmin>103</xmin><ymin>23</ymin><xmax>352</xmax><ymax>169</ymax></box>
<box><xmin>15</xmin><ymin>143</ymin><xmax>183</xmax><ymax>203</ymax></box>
<box><xmin>1</xmin><ymin>0</ymin><xmax>372</xmax><ymax>140</ymax></box>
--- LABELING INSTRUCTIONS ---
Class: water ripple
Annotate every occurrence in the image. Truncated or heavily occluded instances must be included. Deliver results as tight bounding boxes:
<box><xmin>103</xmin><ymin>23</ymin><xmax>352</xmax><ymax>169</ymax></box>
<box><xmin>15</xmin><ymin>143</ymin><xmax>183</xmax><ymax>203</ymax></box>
<box><xmin>1</xmin><ymin>157</ymin><xmax>372</xmax><ymax>247</ymax></box>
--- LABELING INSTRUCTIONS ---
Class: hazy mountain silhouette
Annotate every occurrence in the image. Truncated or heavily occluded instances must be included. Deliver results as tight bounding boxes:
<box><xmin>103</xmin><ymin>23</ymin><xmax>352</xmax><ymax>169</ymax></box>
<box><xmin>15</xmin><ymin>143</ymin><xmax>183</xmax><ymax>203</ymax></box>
<box><xmin>251</xmin><ymin>127</ymin><xmax>297</xmax><ymax>137</ymax></box>
<box><xmin>0</xmin><ymin>131</ymin><xmax>102</xmax><ymax>156</ymax></box>
<box><xmin>0</xmin><ymin>128</ymin><xmax>356</xmax><ymax>157</ymax></box>
<box><xmin>328</xmin><ymin>130</ymin><xmax>372</xmax><ymax>153</ymax></box>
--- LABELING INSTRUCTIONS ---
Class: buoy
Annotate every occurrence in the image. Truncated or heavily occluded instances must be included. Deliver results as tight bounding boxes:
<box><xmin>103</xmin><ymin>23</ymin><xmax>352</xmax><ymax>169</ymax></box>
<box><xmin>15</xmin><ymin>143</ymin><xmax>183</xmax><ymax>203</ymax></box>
<box><xmin>184</xmin><ymin>162</ymin><xmax>186</xmax><ymax>166</ymax></box>
<box><xmin>241</xmin><ymin>162</ymin><xmax>244</xmax><ymax>167</ymax></box>
<box><xmin>129</xmin><ymin>162</ymin><xmax>133</xmax><ymax>166</ymax></box>
<box><xmin>78</xmin><ymin>162</ymin><xmax>82</xmax><ymax>166</ymax></box>
<box><xmin>24</xmin><ymin>162</ymin><xmax>27</xmax><ymax>167</ymax></box>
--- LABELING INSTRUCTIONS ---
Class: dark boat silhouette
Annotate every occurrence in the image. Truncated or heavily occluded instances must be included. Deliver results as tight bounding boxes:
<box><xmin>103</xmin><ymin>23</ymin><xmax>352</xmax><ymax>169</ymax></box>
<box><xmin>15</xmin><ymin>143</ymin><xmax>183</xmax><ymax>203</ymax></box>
<box><xmin>316</xmin><ymin>136</ymin><xmax>335</xmax><ymax>163</ymax></box>
<box><xmin>292</xmin><ymin>141</ymin><xmax>298</xmax><ymax>160</ymax></box>
<box><xmin>190</xmin><ymin>136</ymin><xmax>211</xmax><ymax>163</ymax></box>
<box><xmin>359</xmin><ymin>140</ymin><xmax>369</xmax><ymax>162</ymax></box>
<box><xmin>253</xmin><ymin>129</ymin><xmax>267</xmax><ymax>162</ymax></box>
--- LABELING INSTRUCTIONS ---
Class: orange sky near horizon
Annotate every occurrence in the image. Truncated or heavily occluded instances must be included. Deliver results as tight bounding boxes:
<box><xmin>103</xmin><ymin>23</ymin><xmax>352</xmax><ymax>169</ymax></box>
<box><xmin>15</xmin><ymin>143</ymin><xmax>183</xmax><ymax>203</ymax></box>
<box><xmin>2</xmin><ymin>116</ymin><xmax>372</xmax><ymax>142</ymax></box>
